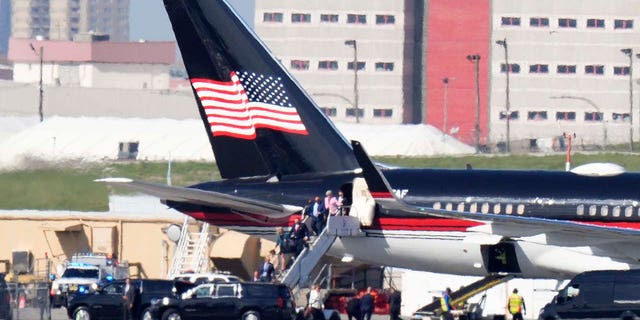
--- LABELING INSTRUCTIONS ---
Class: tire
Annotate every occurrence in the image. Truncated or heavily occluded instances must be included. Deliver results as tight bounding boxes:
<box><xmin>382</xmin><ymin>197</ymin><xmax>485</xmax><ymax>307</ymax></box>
<box><xmin>161</xmin><ymin>309</ymin><xmax>181</xmax><ymax>320</ymax></box>
<box><xmin>241</xmin><ymin>310</ymin><xmax>261</xmax><ymax>320</ymax></box>
<box><xmin>140</xmin><ymin>307</ymin><xmax>153</xmax><ymax>320</ymax></box>
<box><xmin>73</xmin><ymin>307</ymin><xmax>92</xmax><ymax>320</ymax></box>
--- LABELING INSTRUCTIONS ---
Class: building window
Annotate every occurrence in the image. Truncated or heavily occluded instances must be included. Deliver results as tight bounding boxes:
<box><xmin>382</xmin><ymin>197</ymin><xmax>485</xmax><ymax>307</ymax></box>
<box><xmin>318</xmin><ymin>60</ymin><xmax>338</xmax><ymax>70</ymax></box>
<box><xmin>263</xmin><ymin>12</ymin><xmax>283</xmax><ymax>22</ymax></box>
<box><xmin>347</xmin><ymin>62</ymin><xmax>366</xmax><ymax>70</ymax></box>
<box><xmin>529</xmin><ymin>64</ymin><xmax>549</xmax><ymax>73</ymax></box>
<box><xmin>290</xmin><ymin>60</ymin><xmax>309</xmax><ymax>70</ymax></box>
<box><xmin>585</xmin><ymin>65</ymin><xmax>605</xmax><ymax>75</ymax></box>
<box><xmin>320</xmin><ymin>14</ymin><xmax>339</xmax><ymax>23</ymax></box>
<box><xmin>558</xmin><ymin>18</ymin><xmax>577</xmax><ymax>28</ymax></box>
<box><xmin>373</xmin><ymin>108</ymin><xmax>393</xmax><ymax>118</ymax></box>
<box><xmin>614</xmin><ymin>19</ymin><xmax>634</xmax><ymax>29</ymax></box>
<box><xmin>347</xmin><ymin>14</ymin><xmax>367</xmax><ymax>24</ymax></box>
<box><xmin>557</xmin><ymin>65</ymin><xmax>577</xmax><ymax>74</ymax></box>
<box><xmin>612</xmin><ymin>113</ymin><xmax>631</xmax><ymax>122</ymax></box>
<box><xmin>376</xmin><ymin>15</ymin><xmax>395</xmax><ymax>25</ymax></box>
<box><xmin>527</xmin><ymin>111</ymin><xmax>548</xmax><ymax>120</ymax></box>
<box><xmin>614</xmin><ymin>66</ymin><xmax>630</xmax><ymax>75</ymax></box>
<box><xmin>320</xmin><ymin>107</ymin><xmax>337</xmax><ymax>117</ymax></box>
<box><xmin>586</xmin><ymin>18</ymin><xmax>605</xmax><ymax>28</ymax></box>
<box><xmin>501</xmin><ymin>17</ymin><xmax>521</xmax><ymax>26</ymax></box>
<box><xmin>375</xmin><ymin>62</ymin><xmax>394</xmax><ymax>71</ymax></box>
<box><xmin>346</xmin><ymin>108</ymin><xmax>364</xmax><ymax>118</ymax></box>
<box><xmin>499</xmin><ymin>111</ymin><xmax>519</xmax><ymax>120</ymax></box>
<box><xmin>500</xmin><ymin>63</ymin><xmax>521</xmax><ymax>73</ymax></box>
<box><xmin>530</xmin><ymin>17</ymin><xmax>549</xmax><ymax>27</ymax></box>
<box><xmin>291</xmin><ymin>13</ymin><xmax>311</xmax><ymax>23</ymax></box>
<box><xmin>584</xmin><ymin>112</ymin><xmax>603</xmax><ymax>122</ymax></box>
<box><xmin>556</xmin><ymin>111</ymin><xmax>576</xmax><ymax>121</ymax></box>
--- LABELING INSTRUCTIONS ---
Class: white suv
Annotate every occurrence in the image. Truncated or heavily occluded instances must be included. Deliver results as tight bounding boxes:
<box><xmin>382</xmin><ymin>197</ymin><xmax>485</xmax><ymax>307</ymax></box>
<box><xmin>172</xmin><ymin>272</ymin><xmax>241</xmax><ymax>285</ymax></box>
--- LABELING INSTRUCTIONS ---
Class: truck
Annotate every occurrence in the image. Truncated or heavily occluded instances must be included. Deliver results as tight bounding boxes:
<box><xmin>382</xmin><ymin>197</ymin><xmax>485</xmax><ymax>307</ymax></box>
<box><xmin>538</xmin><ymin>269</ymin><xmax>640</xmax><ymax>320</ymax></box>
<box><xmin>50</xmin><ymin>253</ymin><xmax>128</xmax><ymax>308</ymax></box>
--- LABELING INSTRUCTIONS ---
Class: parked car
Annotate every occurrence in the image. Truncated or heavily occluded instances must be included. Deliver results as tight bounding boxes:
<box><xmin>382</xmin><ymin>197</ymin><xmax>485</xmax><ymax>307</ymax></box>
<box><xmin>0</xmin><ymin>273</ymin><xmax>12</xmax><ymax>320</ymax></box>
<box><xmin>66</xmin><ymin>279</ymin><xmax>193</xmax><ymax>320</ymax></box>
<box><xmin>538</xmin><ymin>269</ymin><xmax>640</xmax><ymax>320</ymax></box>
<box><xmin>149</xmin><ymin>282</ymin><xmax>296</xmax><ymax>320</ymax></box>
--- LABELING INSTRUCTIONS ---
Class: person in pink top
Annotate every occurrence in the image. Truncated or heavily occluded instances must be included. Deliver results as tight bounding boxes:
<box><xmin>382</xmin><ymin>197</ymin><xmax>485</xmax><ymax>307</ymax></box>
<box><xmin>324</xmin><ymin>190</ymin><xmax>339</xmax><ymax>216</ymax></box>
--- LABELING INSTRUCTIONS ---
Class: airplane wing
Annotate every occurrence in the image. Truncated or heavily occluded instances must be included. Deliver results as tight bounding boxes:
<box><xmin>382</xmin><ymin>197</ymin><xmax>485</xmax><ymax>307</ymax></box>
<box><xmin>95</xmin><ymin>178</ymin><xmax>302</xmax><ymax>218</ymax></box>
<box><xmin>350</xmin><ymin>140</ymin><xmax>640</xmax><ymax>243</ymax></box>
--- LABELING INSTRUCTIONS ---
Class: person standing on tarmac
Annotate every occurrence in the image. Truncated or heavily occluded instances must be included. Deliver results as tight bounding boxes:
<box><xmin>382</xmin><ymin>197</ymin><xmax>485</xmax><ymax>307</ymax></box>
<box><xmin>507</xmin><ymin>288</ymin><xmax>526</xmax><ymax>320</ymax></box>
<box><xmin>440</xmin><ymin>287</ymin><xmax>454</xmax><ymax>320</ymax></box>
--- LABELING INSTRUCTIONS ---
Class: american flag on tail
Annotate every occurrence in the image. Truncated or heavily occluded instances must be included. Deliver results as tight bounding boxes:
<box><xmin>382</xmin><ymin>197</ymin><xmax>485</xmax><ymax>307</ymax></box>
<box><xmin>190</xmin><ymin>71</ymin><xmax>308</xmax><ymax>140</ymax></box>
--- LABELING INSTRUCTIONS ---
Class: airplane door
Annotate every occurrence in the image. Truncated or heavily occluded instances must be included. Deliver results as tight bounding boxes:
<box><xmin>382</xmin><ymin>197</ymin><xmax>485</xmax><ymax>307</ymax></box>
<box><xmin>480</xmin><ymin>242</ymin><xmax>521</xmax><ymax>273</ymax></box>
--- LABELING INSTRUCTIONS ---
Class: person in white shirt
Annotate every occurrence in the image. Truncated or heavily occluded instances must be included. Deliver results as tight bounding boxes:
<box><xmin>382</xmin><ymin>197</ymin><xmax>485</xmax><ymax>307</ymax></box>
<box><xmin>307</xmin><ymin>284</ymin><xmax>325</xmax><ymax>320</ymax></box>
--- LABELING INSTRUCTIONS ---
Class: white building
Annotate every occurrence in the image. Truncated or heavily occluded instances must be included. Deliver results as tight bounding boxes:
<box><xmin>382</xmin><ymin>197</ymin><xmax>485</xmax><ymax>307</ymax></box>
<box><xmin>7</xmin><ymin>37</ymin><xmax>175</xmax><ymax>90</ymax></box>
<box><xmin>490</xmin><ymin>0</ymin><xmax>640</xmax><ymax>147</ymax></box>
<box><xmin>253</xmin><ymin>0</ymin><xmax>423</xmax><ymax>124</ymax></box>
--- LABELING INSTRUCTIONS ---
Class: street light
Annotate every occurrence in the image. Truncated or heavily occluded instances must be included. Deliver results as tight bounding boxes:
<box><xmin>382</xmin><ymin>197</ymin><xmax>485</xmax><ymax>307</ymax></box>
<box><xmin>442</xmin><ymin>77</ymin><xmax>453</xmax><ymax>136</ymax></box>
<box><xmin>495</xmin><ymin>38</ymin><xmax>511</xmax><ymax>152</ymax></box>
<box><xmin>466</xmin><ymin>54</ymin><xmax>481</xmax><ymax>153</ymax></box>
<box><xmin>344</xmin><ymin>39</ymin><xmax>360</xmax><ymax>123</ymax></box>
<box><xmin>621</xmin><ymin>48</ymin><xmax>633</xmax><ymax>151</ymax></box>
<box><xmin>550</xmin><ymin>95</ymin><xmax>607</xmax><ymax>148</ymax></box>
<box><xmin>29</xmin><ymin>43</ymin><xmax>44</xmax><ymax>122</ymax></box>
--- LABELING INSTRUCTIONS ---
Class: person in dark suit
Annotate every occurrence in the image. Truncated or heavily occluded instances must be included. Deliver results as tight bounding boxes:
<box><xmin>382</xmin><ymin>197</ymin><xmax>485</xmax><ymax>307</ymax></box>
<box><xmin>290</xmin><ymin>218</ymin><xmax>309</xmax><ymax>256</ymax></box>
<box><xmin>259</xmin><ymin>255</ymin><xmax>275</xmax><ymax>282</ymax></box>
<box><xmin>360</xmin><ymin>287</ymin><xmax>375</xmax><ymax>320</ymax></box>
<box><xmin>122</xmin><ymin>277</ymin><xmax>136</xmax><ymax>320</ymax></box>
<box><xmin>346</xmin><ymin>296</ymin><xmax>361</xmax><ymax>320</ymax></box>
<box><xmin>388</xmin><ymin>287</ymin><xmax>402</xmax><ymax>320</ymax></box>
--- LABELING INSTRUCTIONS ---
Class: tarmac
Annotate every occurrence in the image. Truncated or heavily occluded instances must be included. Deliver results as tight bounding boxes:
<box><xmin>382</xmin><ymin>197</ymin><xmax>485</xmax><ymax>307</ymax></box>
<box><xmin>10</xmin><ymin>306</ymin><xmax>394</xmax><ymax>320</ymax></box>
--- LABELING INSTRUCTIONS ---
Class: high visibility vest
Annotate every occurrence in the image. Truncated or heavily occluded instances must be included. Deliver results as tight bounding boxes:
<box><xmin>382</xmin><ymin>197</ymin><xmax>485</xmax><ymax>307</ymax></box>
<box><xmin>508</xmin><ymin>294</ymin><xmax>523</xmax><ymax>314</ymax></box>
<box><xmin>440</xmin><ymin>296</ymin><xmax>450</xmax><ymax>312</ymax></box>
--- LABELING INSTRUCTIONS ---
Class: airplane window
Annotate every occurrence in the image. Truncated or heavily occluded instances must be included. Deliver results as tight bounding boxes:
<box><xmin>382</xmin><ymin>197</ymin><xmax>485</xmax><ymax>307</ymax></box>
<box><xmin>589</xmin><ymin>205</ymin><xmax>597</xmax><ymax>216</ymax></box>
<box><xmin>505</xmin><ymin>204</ymin><xmax>513</xmax><ymax>215</ymax></box>
<box><xmin>445</xmin><ymin>203</ymin><xmax>453</xmax><ymax>211</ymax></box>
<box><xmin>625</xmin><ymin>206</ymin><xmax>633</xmax><ymax>217</ymax></box>
<box><xmin>613</xmin><ymin>206</ymin><xmax>621</xmax><ymax>217</ymax></box>
<box><xmin>470</xmin><ymin>203</ymin><xmax>477</xmax><ymax>213</ymax></box>
<box><xmin>493</xmin><ymin>204</ymin><xmax>501</xmax><ymax>214</ymax></box>
<box><xmin>601</xmin><ymin>205</ymin><xmax>609</xmax><ymax>216</ymax></box>
<box><xmin>517</xmin><ymin>204</ymin><xmax>525</xmax><ymax>215</ymax></box>
<box><xmin>457</xmin><ymin>203</ymin><xmax>465</xmax><ymax>212</ymax></box>
<box><xmin>433</xmin><ymin>202</ymin><xmax>441</xmax><ymax>210</ymax></box>
<box><xmin>576</xmin><ymin>204</ymin><xmax>584</xmax><ymax>216</ymax></box>
<box><xmin>481</xmin><ymin>203</ymin><xmax>489</xmax><ymax>214</ymax></box>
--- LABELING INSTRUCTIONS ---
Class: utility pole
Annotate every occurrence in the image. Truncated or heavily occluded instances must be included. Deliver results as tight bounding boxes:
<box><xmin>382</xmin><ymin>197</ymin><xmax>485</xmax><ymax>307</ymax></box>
<box><xmin>344</xmin><ymin>40</ymin><xmax>360</xmax><ymax>123</ymax></box>
<box><xmin>30</xmin><ymin>43</ymin><xmax>44</xmax><ymax>122</ymax></box>
<box><xmin>466</xmin><ymin>54</ymin><xmax>481</xmax><ymax>153</ymax></box>
<box><xmin>496</xmin><ymin>38</ymin><xmax>511</xmax><ymax>152</ymax></box>
<box><xmin>621</xmin><ymin>48</ymin><xmax>633</xmax><ymax>151</ymax></box>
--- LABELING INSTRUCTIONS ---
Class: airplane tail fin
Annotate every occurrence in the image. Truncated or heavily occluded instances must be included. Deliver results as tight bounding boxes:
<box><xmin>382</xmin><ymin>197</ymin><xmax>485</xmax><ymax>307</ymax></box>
<box><xmin>163</xmin><ymin>0</ymin><xmax>359</xmax><ymax>179</ymax></box>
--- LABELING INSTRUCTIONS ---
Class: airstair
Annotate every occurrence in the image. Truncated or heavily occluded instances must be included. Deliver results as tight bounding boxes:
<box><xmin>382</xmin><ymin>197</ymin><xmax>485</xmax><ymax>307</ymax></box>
<box><xmin>281</xmin><ymin>215</ymin><xmax>364</xmax><ymax>293</ymax></box>
<box><xmin>168</xmin><ymin>217</ymin><xmax>211</xmax><ymax>277</ymax></box>
<box><xmin>411</xmin><ymin>274</ymin><xmax>515</xmax><ymax>319</ymax></box>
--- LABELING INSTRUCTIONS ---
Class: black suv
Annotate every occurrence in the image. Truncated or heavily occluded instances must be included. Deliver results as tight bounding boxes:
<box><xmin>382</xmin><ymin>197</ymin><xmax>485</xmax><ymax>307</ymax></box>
<box><xmin>149</xmin><ymin>282</ymin><xmax>295</xmax><ymax>320</ymax></box>
<box><xmin>0</xmin><ymin>273</ymin><xmax>11</xmax><ymax>320</ymax></box>
<box><xmin>66</xmin><ymin>279</ymin><xmax>193</xmax><ymax>320</ymax></box>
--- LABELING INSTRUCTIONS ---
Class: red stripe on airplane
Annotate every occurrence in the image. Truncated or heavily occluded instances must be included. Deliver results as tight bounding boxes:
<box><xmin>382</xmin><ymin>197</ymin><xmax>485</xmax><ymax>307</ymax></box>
<box><xmin>370</xmin><ymin>191</ymin><xmax>393</xmax><ymax>198</ymax></box>
<box><xmin>182</xmin><ymin>211</ymin><xmax>481</xmax><ymax>232</ymax></box>
<box><xmin>574</xmin><ymin>221</ymin><xmax>640</xmax><ymax>230</ymax></box>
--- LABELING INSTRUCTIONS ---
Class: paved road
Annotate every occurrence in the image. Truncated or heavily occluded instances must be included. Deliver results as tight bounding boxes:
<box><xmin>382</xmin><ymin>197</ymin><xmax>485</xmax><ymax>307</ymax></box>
<box><xmin>12</xmin><ymin>306</ymin><xmax>393</xmax><ymax>320</ymax></box>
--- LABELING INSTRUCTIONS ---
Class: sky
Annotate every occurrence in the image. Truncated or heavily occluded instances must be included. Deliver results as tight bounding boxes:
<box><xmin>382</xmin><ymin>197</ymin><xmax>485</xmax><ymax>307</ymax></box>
<box><xmin>129</xmin><ymin>0</ymin><xmax>255</xmax><ymax>41</ymax></box>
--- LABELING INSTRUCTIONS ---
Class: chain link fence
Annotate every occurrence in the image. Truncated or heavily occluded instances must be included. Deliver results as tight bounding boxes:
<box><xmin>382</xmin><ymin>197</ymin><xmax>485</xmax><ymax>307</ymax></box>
<box><xmin>6</xmin><ymin>281</ymin><xmax>65</xmax><ymax>320</ymax></box>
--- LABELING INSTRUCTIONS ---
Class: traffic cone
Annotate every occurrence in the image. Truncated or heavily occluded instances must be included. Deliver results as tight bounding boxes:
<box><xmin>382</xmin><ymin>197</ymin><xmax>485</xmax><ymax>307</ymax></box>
<box><xmin>18</xmin><ymin>294</ymin><xmax>26</xmax><ymax>308</ymax></box>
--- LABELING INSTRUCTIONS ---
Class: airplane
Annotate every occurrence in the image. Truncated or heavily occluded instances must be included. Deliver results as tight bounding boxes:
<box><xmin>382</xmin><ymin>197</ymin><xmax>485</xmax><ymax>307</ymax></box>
<box><xmin>100</xmin><ymin>0</ymin><xmax>640</xmax><ymax>280</ymax></box>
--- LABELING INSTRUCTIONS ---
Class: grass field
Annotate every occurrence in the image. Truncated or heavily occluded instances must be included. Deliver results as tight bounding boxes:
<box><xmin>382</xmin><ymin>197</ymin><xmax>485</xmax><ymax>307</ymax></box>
<box><xmin>2</xmin><ymin>152</ymin><xmax>640</xmax><ymax>211</ymax></box>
